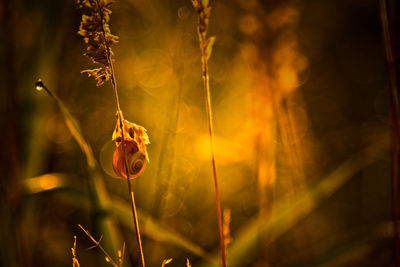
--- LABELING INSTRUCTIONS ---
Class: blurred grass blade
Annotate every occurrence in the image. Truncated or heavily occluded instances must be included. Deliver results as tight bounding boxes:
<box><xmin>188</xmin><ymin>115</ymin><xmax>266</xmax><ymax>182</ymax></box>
<box><xmin>312</xmin><ymin>221</ymin><xmax>394</xmax><ymax>267</ymax></box>
<box><xmin>109</xmin><ymin>198</ymin><xmax>215</xmax><ymax>264</ymax></box>
<box><xmin>36</xmin><ymin>80</ymin><xmax>95</xmax><ymax>168</ymax></box>
<box><xmin>23</xmin><ymin>173</ymin><xmax>91</xmax><ymax>206</ymax></box>
<box><xmin>200</xmin><ymin>140</ymin><xmax>387</xmax><ymax>267</ymax></box>
<box><xmin>36</xmin><ymin>81</ymin><xmax>121</xmax><ymax>260</ymax></box>
<box><xmin>23</xmin><ymin>173</ymin><xmax>71</xmax><ymax>194</ymax></box>
<box><xmin>23</xmin><ymin>173</ymin><xmax>214</xmax><ymax>263</ymax></box>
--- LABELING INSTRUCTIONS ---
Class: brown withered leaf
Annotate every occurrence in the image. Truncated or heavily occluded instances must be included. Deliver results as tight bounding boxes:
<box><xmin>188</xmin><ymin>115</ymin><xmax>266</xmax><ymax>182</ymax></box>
<box><xmin>81</xmin><ymin>67</ymin><xmax>111</xmax><ymax>86</ymax></box>
<box><xmin>77</xmin><ymin>0</ymin><xmax>119</xmax><ymax>86</ymax></box>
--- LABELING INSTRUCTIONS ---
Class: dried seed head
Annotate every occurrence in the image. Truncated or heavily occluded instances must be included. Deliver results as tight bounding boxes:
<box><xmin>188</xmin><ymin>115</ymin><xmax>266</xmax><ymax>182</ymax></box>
<box><xmin>191</xmin><ymin>0</ymin><xmax>216</xmax><ymax>65</ymax></box>
<box><xmin>77</xmin><ymin>0</ymin><xmax>119</xmax><ymax>86</ymax></box>
<box><xmin>191</xmin><ymin>0</ymin><xmax>212</xmax><ymax>37</ymax></box>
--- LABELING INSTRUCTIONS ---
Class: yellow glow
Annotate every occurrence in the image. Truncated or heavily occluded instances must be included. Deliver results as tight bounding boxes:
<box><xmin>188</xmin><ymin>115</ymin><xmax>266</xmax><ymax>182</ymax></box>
<box><xmin>133</xmin><ymin>49</ymin><xmax>173</xmax><ymax>89</ymax></box>
<box><xmin>25</xmin><ymin>174</ymin><xmax>64</xmax><ymax>194</ymax></box>
<box><xmin>196</xmin><ymin>134</ymin><xmax>252</xmax><ymax>165</ymax></box>
<box><xmin>277</xmin><ymin>67</ymin><xmax>298</xmax><ymax>93</ymax></box>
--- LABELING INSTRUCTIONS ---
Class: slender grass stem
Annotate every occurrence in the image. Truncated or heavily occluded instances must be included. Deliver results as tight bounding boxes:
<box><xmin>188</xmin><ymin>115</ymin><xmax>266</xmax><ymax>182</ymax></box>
<box><xmin>125</xmin><ymin>178</ymin><xmax>145</xmax><ymax>267</ymax></box>
<box><xmin>379</xmin><ymin>0</ymin><xmax>400</xmax><ymax>265</ymax></box>
<box><xmin>78</xmin><ymin>224</ymin><xmax>119</xmax><ymax>267</ymax></box>
<box><xmin>191</xmin><ymin>0</ymin><xmax>227</xmax><ymax>265</ymax></box>
<box><xmin>95</xmin><ymin>1</ymin><xmax>145</xmax><ymax>266</ymax></box>
<box><xmin>199</xmin><ymin>34</ymin><xmax>227</xmax><ymax>267</ymax></box>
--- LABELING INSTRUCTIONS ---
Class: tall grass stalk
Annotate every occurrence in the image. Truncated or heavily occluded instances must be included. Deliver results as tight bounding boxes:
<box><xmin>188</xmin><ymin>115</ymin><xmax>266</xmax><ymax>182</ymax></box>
<box><xmin>379</xmin><ymin>0</ymin><xmax>400</xmax><ymax>265</ymax></box>
<box><xmin>201</xmin><ymin>47</ymin><xmax>226</xmax><ymax>267</ymax></box>
<box><xmin>95</xmin><ymin>1</ymin><xmax>145</xmax><ymax>266</ymax></box>
<box><xmin>76</xmin><ymin>0</ymin><xmax>145</xmax><ymax>265</ymax></box>
<box><xmin>191</xmin><ymin>1</ymin><xmax>226</xmax><ymax>266</ymax></box>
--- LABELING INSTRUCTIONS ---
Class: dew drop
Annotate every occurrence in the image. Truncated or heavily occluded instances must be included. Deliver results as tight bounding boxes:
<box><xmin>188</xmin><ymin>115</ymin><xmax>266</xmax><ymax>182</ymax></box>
<box><xmin>35</xmin><ymin>80</ymin><xmax>44</xmax><ymax>91</ymax></box>
<box><xmin>35</xmin><ymin>79</ymin><xmax>44</xmax><ymax>91</ymax></box>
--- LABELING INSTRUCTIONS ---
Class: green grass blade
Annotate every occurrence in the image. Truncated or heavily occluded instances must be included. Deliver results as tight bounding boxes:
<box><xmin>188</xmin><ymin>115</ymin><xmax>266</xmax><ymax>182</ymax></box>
<box><xmin>36</xmin><ymin>82</ymin><xmax>121</xmax><ymax>260</ymax></box>
<box><xmin>36</xmin><ymin>81</ymin><xmax>96</xmax><ymax>168</ymax></box>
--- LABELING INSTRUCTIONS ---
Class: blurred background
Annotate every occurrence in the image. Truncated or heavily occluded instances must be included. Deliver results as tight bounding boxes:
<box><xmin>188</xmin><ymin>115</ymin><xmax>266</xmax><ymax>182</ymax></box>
<box><xmin>1</xmin><ymin>0</ymin><xmax>399</xmax><ymax>266</ymax></box>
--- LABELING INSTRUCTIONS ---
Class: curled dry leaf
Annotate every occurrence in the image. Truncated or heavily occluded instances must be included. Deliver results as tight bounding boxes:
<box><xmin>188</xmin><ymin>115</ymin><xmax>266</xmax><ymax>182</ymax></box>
<box><xmin>81</xmin><ymin>67</ymin><xmax>112</xmax><ymax>86</ymax></box>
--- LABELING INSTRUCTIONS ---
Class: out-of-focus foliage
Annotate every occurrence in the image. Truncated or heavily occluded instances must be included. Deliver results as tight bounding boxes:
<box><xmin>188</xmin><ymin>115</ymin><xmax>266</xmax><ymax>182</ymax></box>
<box><xmin>0</xmin><ymin>0</ymin><xmax>395</xmax><ymax>266</ymax></box>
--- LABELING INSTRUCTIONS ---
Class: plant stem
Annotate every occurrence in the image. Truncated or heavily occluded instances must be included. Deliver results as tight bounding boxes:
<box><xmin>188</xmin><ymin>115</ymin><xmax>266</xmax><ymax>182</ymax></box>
<box><xmin>95</xmin><ymin>1</ymin><xmax>145</xmax><ymax>266</ymax></box>
<box><xmin>125</xmin><ymin>178</ymin><xmax>145</xmax><ymax>267</ymax></box>
<box><xmin>78</xmin><ymin>224</ymin><xmax>119</xmax><ymax>267</ymax></box>
<box><xmin>379</xmin><ymin>0</ymin><xmax>400</xmax><ymax>265</ymax></box>
<box><xmin>200</xmin><ymin>36</ymin><xmax>227</xmax><ymax>267</ymax></box>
